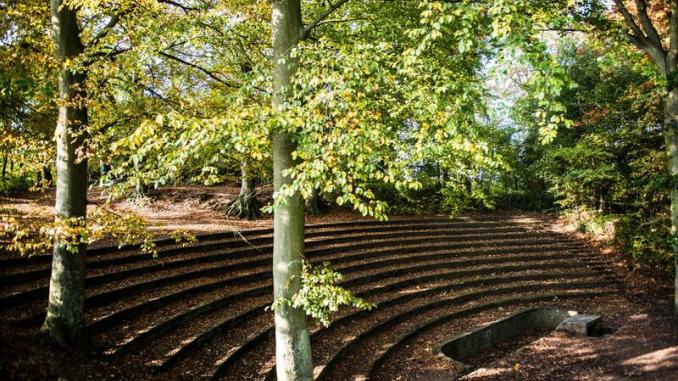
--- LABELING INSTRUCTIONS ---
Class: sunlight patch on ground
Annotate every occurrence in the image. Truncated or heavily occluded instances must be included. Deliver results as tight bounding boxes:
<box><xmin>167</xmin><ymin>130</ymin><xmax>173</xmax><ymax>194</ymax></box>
<box><xmin>622</xmin><ymin>346</ymin><xmax>678</xmax><ymax>372</ymax></box>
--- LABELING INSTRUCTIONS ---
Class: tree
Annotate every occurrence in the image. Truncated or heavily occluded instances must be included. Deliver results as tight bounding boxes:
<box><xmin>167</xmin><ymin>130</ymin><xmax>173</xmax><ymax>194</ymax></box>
<box><xmin>608</xmin><ymin>0</ymin><xmax>678</xmax><ymax>314</ymax></box>
<box><xmin>226</xmin><ymin>161</ymin><xmax>262</xmax><ymax>219</ymax></box>
<box><xmin>41</xmin><ymin>0</ymin><xmax>90</xmax><ymax>346</ymax></box>
<box><xmin>270</xmin><ymin>2</ymin><xmax>312</xmax><ymax>379</ymax></box>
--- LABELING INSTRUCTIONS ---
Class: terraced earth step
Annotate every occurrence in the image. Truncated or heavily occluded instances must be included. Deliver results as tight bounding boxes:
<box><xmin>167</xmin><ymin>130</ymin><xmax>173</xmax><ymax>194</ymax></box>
<box><xmin>315</xmin><ymin>287</ymin><xmax>617</xmax><ymax>381</ymax></box>
<box><xmin>0</xmin><ymin>235</ymin><xmax>587</xmax><ymax>308</ymax></box>
<box><xmin>11</xmin><ymin>245</ymin><xmax>600</xmax><ymax>326</ymax></box>
<box><xmin>10</xmin><ymin>245</ymin><xmax>607</xmax><ymax>330</ymax></box>
<box><xmin>127</xmin><ymin>267</ymin><xmax>613</xmax><ymax>370</ymax></box>
<box><xmin>0</xmin><ymin>218</ymin><xmax>521</xmax><ymax>267</ymax></box>
<box><xmin>92</xmin><ymin>252</ymin><xmax>608</xmax><ymax>356</ymax></box>
<box><xmin>237</xmin><ymin>284</ymin><xmax>618</xmax><ymax>381</ymax></box>
<box><xmin>0</xmin><ymin>227</ymin><xmax>564</xmax><ymax>286</ymax></box>
<box><xmin>0</xmin><ymin>219</ymin><xmax>547</xmax><ymax>274</ymax></box>
<box><xmin>0</xmin><ymin>215</ymin><xmax>618</xmax><ymax>381</ymax></box>
<box><xmin>364</xmin><ymin>291</ymin><xmax>617</xmax><ymax>380</ymax></box>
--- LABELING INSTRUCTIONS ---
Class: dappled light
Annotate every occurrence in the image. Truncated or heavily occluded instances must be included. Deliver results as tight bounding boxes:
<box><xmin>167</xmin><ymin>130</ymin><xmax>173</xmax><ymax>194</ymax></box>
<box><xmin>1</xmin><ymin>0</ymin><xmax>677</xmax><ymax>380</ymax></box>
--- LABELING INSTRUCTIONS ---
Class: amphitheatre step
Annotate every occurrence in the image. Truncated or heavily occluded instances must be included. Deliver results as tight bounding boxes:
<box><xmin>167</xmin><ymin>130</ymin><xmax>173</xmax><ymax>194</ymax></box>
<box><xmin>315</xmin><ymin>287</ymin><xmax>616</xmax><ymax>381</ymax></box>
<box><xmin>143</xmin><ymin>266</ymin><xmax>611</xmax><ymax>373</ymax></box>
<box><xmin>0</xmin><ymin>227</ymin><xmax>559</xmax><ymax>286</ymax></box>
<box><xmin>221</xmin><ymin>282</ymin><xmax>617</xmax><ymax>381</ymax></box>
<box><xmin>0</xmin><ymin>220</ymin><xmax>542</xmax><ymax>277</ymax></box>
<box><xmin>0</xmin><ymin>232</ymin><xmax>585</xmax><ymax>308</ymax></box>
<box><xmin>0</xmin><ymin>218</ymin><xmax>516</xmax><ymax>268</ymax></box>
<box><xmin>365</xmin><ymin>292</ymin><xmax>615</xmax><ymax>380</ymax></box>
<box><xmin>92</xmin><ymin>250</ymin><xmax>606</xmax><ymax>355</ymax></box>
<box><xmin>12</xmin><ymin>245</ymin><xmax>600</xmax><ymax>328</ymax></box>
<box><xmin>157</xmin><ymin>258</ymin><xmax>611</xmax><ymax>376</ymax></box>
<box><xmin>102</xmin><ymin>249</ymin><xmax>612</xmax><ymax>368</ymax></box>
<box><xmin>263</xmin><ymin>271</ymin><xmax>616</xmax><ymax>380</ymax></box>
<box><xmin>0</xmin><ymin>215</ymin><xmax>620</xmax><ymax>381</ymax></box>
<box><xmin>11</xmin><ymin>243</ymin><xmax>605</xmax><ymax>331</ymax></box>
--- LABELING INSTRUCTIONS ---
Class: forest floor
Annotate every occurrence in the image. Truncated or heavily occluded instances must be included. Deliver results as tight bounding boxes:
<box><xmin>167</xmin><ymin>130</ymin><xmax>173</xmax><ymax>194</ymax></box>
<box><xmin>0</xmin><ymin>185</ymin><xmax>676</xmax><ymax>381</ymax></box>
<box><xmin>0</xmin><ymin>183</ymin><xmax>369</xmax><ymax>237</ymax></box>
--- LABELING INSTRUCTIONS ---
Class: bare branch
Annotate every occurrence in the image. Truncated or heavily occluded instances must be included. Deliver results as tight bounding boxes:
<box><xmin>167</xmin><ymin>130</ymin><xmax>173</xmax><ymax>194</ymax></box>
<box><xmin>301</xmin><ymin>0</ymin><xmax>351</xmax><ymax>40</ymax></box>
<box><xmin>110</xmin><ymin>75</ymin><xmax>178</xmax><ymax>106</ymax></box>
<box><xmin>538</xmin><ymin>27</ymin><xmax>594</xmax><ymax>33</ymax></box>
<box><xmin>313</xmin><ymin>17</ymin><xmax>368</xmax><ymax>29</ymax></box>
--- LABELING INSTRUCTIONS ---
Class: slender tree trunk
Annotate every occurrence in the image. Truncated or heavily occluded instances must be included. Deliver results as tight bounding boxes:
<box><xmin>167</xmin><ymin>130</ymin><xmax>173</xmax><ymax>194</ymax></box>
<box><xmin>42</xmin><ymin>0</ymin><xmax>89</xmax><ymax>346</ymax></box>
<box><xmin>227</xmin><ymin>162</ymin><xmax>262</xmax><ymax>219</ymax></box>
<box><xmin>132</xmin><ymin>160</ymin><xmax>149</xmax><ymax>197</ymax></box>
<box><xmin>1</xmin><ymin>153</ymin><xmax>7</xmax><ymax>181</ymax></box>
<box><xmin>304</xmin><ymin>187</ymin><xmax>324</xmax><ymax>215</ymax></box>
<box><xmin>664</xmin><ymin>88</ymin><xmax>678</xmax><ymax>316</ymax></box>
<box><xmin>42</xmin><ymin>165</ymin><xmax>53</xmax><ymax>187</ymax></box>
<box><xmin>271</xmin><ymin>1</ymin><xmax>312</xmax><ymax>380</ymax></box>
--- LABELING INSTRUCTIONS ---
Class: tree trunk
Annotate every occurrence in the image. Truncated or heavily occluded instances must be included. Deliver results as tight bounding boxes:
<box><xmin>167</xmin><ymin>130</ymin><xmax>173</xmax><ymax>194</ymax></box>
<box><xmin>227</xmin><ymin>162</ymin><xmax>262</xmax><ymax>219</ymax></box>
<box><xmin>133</xmin><ymin>161</ymin><xmax>148</xmax><ymax>197</ymax></box>
<box><xmin>271</xmin><ymin>1</ymin><xmax>312</xmax><ymax>380</ymax></box>
<box><xmin>42</xmin><ymin>165</ymin><xmax>53</xmax><ymax>187</ymax></box>
<box><xmin>304</xmin><ymin>187</ymin><xmax>324</xmax><ymax>215</ymax></box>
<box><xmin>1</xmin><ymin>153</ymin><xmax>7</xmax><ymax>181</ymax></box>
<box><xmin>664</xmin><ymin>88</ymin><xmax>678</xmax><ymax>316</ymax></box>
<box><xmin>42</xmin><ymin>0</ymin><xmax>89</xmax><ymax>347</ymax></box>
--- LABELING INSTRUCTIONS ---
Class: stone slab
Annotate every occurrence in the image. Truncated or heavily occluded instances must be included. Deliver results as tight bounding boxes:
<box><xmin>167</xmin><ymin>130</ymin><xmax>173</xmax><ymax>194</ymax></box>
<box><xmin>556</xmin><ymin>314</ymin><xmax>601</xmax><ymax>336</ymax></box>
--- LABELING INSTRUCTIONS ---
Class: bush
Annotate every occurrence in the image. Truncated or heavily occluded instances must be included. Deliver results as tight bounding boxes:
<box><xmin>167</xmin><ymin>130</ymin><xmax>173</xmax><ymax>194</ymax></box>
<box><xmin>0</xmin><ymin>176</ymin><xmax>33</xmax><ymax>195</ymax></box>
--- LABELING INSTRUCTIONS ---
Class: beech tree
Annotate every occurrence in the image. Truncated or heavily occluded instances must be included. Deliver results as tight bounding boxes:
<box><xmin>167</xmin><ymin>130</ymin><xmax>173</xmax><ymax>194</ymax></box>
<box><xmin>43</xmin><ymin>0</ymin><xmax>90</xmax><ymax>346</ymax></box>
<box><xmin>606</xmin><ymin>0</ymin><xmax>678</xmax><ymax>314</ymax></box>
<box><xmin>270</xmin><ymin>2</ymin><xmax>311</xmax><ymax>378</ymax></box>
<box><xmin>227</xmin><ymin>161</ymin><xmax>263</xmax><ymax>219</ymax></box>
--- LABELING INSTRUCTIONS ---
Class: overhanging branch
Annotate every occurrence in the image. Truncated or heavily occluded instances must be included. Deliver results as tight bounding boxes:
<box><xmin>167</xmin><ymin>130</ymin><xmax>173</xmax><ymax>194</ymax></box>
<box><xmin>301</xmin><ymin>0</ymin><xmax>351</xmax><ymax>40</ymax></box>
<box><xmin>634</xmin><ymin>0</ymin><xmax>664</xmax><ymax>49</ymax></box>
<box><xmin>159</xmin><ymin>51</ymin><xmax>238</xmax><ymax>88</ymax></box>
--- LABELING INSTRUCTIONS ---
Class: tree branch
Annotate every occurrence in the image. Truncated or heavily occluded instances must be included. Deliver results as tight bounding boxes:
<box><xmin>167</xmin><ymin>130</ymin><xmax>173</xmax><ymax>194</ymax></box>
<box><xmin>301</xmin><ymin>0</ymin><xmax>351</xmax><ymax>40</ymax></box>
<box><xmin>634</xmin><ymin>0</ymin><xmax>664</xmax><ymax>49</ymax></box>
<box><xmin>110</xmin><ymin>76</ymin><xmax>178</xmax><ymax>106</ymax></box>
<box><xmin>158</xmin><ymin>51</ymin><xmax>238</xmax><ymax>88</ymax></box>
<box><xmin>157</xmin><ymin>0</ymin><xmax>199</xmax><ymax>13</ymax></box>
<box><xmin>613</xmin><ymin>0</ymin><xmax>647</xmax><ymax>39</ymax></box>
<box><xmin>614</xmin><ymin>0</ymin><xmax>667</xmax><ymax>73</ymax></box>
<box><xmin>313</xmin><ymin>17</ymin><xmax>368</xmax><ymax>29</ymax></box>
<box><xmin>87</xmin><ymin>12</ymin><xmax>126</xmax><ymax>48</ymax></box>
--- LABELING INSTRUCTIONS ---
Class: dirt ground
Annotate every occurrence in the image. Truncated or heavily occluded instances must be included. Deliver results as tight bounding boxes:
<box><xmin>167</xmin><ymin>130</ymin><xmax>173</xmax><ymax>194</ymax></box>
<box><xmin>0</xmin><ymin>184</ymin><xmax>370</xmax><ymax>236</ymax></box>
<box><xmin>0</xmin><ymin>185</ymin><xmax>676</xmax><ymax>381</ymax></box>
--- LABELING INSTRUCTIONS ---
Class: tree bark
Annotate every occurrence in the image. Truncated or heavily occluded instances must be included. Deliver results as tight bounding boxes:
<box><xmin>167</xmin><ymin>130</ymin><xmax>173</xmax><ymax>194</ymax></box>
<box><xmin>42</xmin><ymin>165</ymin><xmax>53</xmax><ymax>187</ymax></box>
<box><xmin>304</xmin><ymin>187</ymin><xmax>324</xmax><ymax>215</ymax></box>
<box><xmin>1</xmin><ymin>153</ymin><xmax>7</xmax><ymax>181</ymax></box>
<box><xmin>271</xmin><ymin>1</ymin><xmax>312</xmax><ymax>380</ymax></box>
<box><xmin>665</xmin><ymin>88</ymin><xmax>678</xmax><ymax>316</ymax></box>
<box><xmin>42</xmin><ymin>0</ymin><xmax>89</xmax><ymax>347</ymax></box>
<box><xmin>226</xmin><ymin>162</ymin><xmax>262</xmax><ymax>219</ymax></box>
